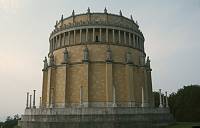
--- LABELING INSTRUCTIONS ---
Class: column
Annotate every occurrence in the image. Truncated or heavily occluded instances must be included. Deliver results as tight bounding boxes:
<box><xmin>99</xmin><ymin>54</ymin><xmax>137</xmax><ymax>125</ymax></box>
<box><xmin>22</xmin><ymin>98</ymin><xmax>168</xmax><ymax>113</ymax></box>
<box><xmin>118</xmin><ymin>30</ymin><xmax>121</xmax><ymax>43</ymax></box>
<box><xmin>162</xmin><ymin>93</ymin><xmax>165</xmax><ymax>107</ymax></box>
<box><xmin>129</xmin><ymin>33</ymin><xmax>131</xmax><ymax>46</ymax></box>
<box><xmin>29</xmin><ymin>95</ymin><xmax>32</xmax><ymax>108</ymax></box>
<box><xmin>86</xmin><ymin>28</ymin><xmax>88</xmax><ymax>42</ymax></box>
<box><xmin>80</xmin><ymin>29</ymin><xmax>82</xmax><ymax>43</ymax></box>
<box><xmin>133</xmin><ymin>35</ymin><xmax>136</xmax><ymax>48</ymax></box>
<box><xmin>39</xmin><ymin>97</ymin><xmax>42</xmax><ymax>108</ymax></box>
<box><xmin>26</xmin><ymin>92</ymin><xmax>29</xmax><ymax>109</ymax></box>
<box><xmin>99</xmin><ymin>28</ymin><xmax>102</xmax><ymax>42</ymax></box>
<box><xmin>68</xmin><ymin>31</ymin><xmax>70</xmax><ymax>45</ymax></box>
<box><xmin>33</xmin><ymin>90</ymin><xmax>36</xmax><ymax>108</ymax></box>
<box><xmin>59</xmin><ymin>34</ymin><xmax>62</xmax><ymax>47</ymax></box>
<box><xmin>92</xmin><ymin>28</ymin><xmax>95</xmax><ymax>42</ymax></box>
<box><xmin>74</xmin><ymin>30</ymin><xmax>76</xmax><ymax>44</ymax></box>
<box><xmin>165</xmin><ymin>91</ymin><xmax>169</xmax><ymax>108</ymax></box>
<box><xmin>106</xmin><ymin>28</ymin><xmax>108</xmax><ymax>42</ymax></box>
<box><xmin>112</xmin><ymin>29</ymin><xmax>115</xmax><ymax>43</ymax></box>
<box><xmin>106</xmin><ymin>62</ymin><xmax>113</xmax><ymax>107</ymax></box>
<box><xmin>159</xmin><ymin>89</ymin><xmax>163</xmax><ymax>108</ymax></box>
<box><xmin>63</xmin><ymin>32</ymin><xmax>66</xmax><ymax>46</ymax></box>
<box><xmin>124</xmin><ymin>31</ymin><xmax>126</xmax><ymax>45</ymax></box>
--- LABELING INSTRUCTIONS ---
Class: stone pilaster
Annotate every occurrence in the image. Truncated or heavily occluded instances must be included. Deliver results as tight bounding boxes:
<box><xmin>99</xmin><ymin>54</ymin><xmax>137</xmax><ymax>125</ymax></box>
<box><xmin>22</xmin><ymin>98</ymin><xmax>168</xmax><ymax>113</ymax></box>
<box><xmin>125</xmin><ymin>64</ymin><xmax>134</xmax><ymax>107</ymax></box>
<box><xmin>42</xmin><ymin>68</ymin><xmax>48</xmax><ymax>108</ymax></box>
<box><xmin>146</xmin><ymin>68</ymin><xmax>153</xmax><ymax>107</ymax></box>
<box><xmin>106</xmin><ymin>62</ymin><xmax>113</xmax><ymax>107</ymax></box>
<box><xmin>80</xmin><ymin>86</ymin><xmax>83</xmax><ymax>106</ymax></box>
<box><xmin>142</xmin><ymin>69</ymin><xmax>149</xmax><ymax>107</ymax></box>
<box><xmin>47</xmin><ymin>66</ymin><xmax>56</xmax><ymax>108</ymax></box>
<box><xmin>63</xmin><ymin>63</ymin><xmax>69</xmax><ymax>107</ymax></box>
<box><xmin>141</xmin><ymin>87</ymin><xmax>144</xmax><ymax>107</ymax></box>
<box><xmin>82</xmin><ymin>63</ymin><xmax>89</xmax><ymax>107</ymax></box>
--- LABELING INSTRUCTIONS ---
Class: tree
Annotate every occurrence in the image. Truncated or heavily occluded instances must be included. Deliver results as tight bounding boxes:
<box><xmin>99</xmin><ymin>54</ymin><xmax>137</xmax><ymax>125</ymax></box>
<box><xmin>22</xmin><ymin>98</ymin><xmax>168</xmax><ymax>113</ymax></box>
<box><xmin>2</xmin><ymin>115</ymin><xmax>21</xmax><ymax>128</ymax></box>
<box><xmin>168</xmin><ymin>85</ymin><xmax>200</xmax><ymax>122</ymax></box>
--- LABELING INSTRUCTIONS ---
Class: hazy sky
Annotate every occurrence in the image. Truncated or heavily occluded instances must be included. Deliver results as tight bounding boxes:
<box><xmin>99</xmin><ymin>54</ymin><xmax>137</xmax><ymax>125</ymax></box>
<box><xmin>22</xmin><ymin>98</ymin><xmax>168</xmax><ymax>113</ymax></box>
<box><xmin>0</xmin><ymin>0</ymin><xmax>199</xmax><ymax>121</ymax></box>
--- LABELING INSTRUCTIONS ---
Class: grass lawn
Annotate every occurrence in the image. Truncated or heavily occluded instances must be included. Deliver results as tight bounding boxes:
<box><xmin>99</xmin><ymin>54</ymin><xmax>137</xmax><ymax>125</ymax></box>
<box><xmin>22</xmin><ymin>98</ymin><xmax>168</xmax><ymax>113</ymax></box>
<box><xmin>167</xmin><ymin>122</ymin><xmax>200</xmax><ymax>128</ymax></box>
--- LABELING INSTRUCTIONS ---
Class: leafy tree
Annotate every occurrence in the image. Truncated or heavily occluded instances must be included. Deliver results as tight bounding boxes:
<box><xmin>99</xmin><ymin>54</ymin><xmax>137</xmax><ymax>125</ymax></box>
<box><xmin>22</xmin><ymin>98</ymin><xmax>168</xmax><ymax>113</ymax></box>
<box><xmin>168</xmin><ymin>85</ymin><xmax>200</xmax><ymax>122</ymax></box>
<box><xmin>2</xmin><ymin>115</ymin><xmax>21</xmax><ymax>128</ymax></box>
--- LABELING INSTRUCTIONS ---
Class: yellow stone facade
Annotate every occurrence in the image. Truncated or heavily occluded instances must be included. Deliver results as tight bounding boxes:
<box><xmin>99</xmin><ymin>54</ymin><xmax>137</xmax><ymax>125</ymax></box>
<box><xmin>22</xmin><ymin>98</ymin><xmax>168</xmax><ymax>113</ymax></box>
<box><xmin>41</xmin><ymin>10</ymin><xmax>154</xmax><ymax>108</ymax></box>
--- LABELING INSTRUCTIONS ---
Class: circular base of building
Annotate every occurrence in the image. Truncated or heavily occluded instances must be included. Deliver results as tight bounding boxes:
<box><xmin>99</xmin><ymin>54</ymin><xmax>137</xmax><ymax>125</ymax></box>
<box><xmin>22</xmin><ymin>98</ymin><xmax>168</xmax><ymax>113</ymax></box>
<box><xmin>18</xmin><ymin>107</ymin><xmax>174</xmax><ymax>128</ymax></box>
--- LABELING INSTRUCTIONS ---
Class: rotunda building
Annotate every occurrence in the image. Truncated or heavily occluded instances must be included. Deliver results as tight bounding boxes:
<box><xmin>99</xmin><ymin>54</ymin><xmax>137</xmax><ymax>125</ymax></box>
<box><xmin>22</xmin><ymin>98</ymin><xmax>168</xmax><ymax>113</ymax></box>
<box><xmin>42</xmin><ymin>9</ymin><xmax>153</xmax><ymax>108</ymax></box>
<box><xmin>19</xmin><ymin>9</ymin><xmax>174</xmax><ymax>128</ymax></box>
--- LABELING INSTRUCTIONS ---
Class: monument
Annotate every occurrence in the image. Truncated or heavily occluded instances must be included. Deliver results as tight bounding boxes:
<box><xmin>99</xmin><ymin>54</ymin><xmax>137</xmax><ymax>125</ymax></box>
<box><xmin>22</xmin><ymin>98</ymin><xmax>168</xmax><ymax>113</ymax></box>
<box><xmin>19</xmin><ymin>8</ymin><xmax>174</xmax><ymax>128</ymax></box>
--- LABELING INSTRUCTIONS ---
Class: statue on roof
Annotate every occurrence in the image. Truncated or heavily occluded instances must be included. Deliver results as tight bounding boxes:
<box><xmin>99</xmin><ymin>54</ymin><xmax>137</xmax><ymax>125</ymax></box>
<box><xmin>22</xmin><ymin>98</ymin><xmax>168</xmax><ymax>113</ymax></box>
<box><xmin>131</xmin><ymin>15</ymin><xmax>133</xmax><ymax>20</ymax></box>
<box><xmin>49</xmin><ymin>53</ymin><xmax>55</xmax><ymax>66</ymax></box>
<box><xmin>87</xmin><ymin>7</ymin><xmax>90</xmax><ymax>13</ymax></box>
<box><xmin>43</xmin><ymin>56</ymin><xmax>48</xmax><ymax>70</ymax></box>
<box><xmin>72</xmin><ymin>10</ymin><xmax>75</xmax><ymax>16</ymax></box>
<box><xmin>104</xmin><ymin>7</ymin><xmax>107</xmax><ymax>13</ymax></box>
<box><xmin>146</xmin><ymin>56</ymin><xmax>151</xmax><ymax>69</ymax></box>
<box><xmin>119</xmin><ymin>10</ymin><xmax>122</xmax><ymax>16</ymax></box>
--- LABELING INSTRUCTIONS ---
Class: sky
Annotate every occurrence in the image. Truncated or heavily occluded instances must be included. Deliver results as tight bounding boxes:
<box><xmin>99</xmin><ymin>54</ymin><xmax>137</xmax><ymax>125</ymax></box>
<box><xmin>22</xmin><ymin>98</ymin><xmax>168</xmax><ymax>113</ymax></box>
<box><xmin>0</xmin><ymin>0</ymin><xmax>200</xmax><ymax>121</ymax></box>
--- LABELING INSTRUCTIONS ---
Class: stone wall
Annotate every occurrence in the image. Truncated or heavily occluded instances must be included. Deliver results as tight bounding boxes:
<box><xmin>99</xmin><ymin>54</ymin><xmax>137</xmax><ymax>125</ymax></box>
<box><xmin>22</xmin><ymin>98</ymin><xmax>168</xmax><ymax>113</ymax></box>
<box><xmin>19</xmin><ymin>108</ymin><xmax>175</xmax><ymax>128</ymax></box>
<box><xmin>42</xmin><ymin>44</ymin><xmax>153</xmax><ymax>108</ymax></box>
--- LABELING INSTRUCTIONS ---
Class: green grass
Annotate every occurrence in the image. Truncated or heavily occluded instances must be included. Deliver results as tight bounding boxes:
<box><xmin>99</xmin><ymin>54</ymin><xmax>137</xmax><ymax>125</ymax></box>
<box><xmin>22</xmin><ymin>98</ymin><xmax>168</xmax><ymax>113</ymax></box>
<box><xmin>167</xmin><ymin>122</ymin><xmax>200</xmax><ymax>128</ymax></box>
